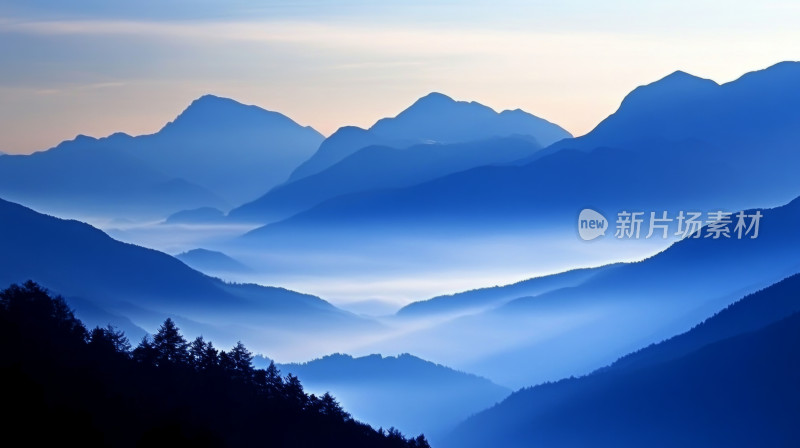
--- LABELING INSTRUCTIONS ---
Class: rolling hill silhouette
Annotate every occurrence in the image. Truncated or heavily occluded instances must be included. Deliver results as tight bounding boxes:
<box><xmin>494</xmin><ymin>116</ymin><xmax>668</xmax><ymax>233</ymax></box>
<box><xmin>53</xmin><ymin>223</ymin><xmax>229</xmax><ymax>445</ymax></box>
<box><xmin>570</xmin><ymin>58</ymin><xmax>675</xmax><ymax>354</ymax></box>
<box><xmin>278</xmin><ymin>353</ymin><xmax>510</xmax><ymax>444</ymax></box>
<box><xmin>396</xmin><ymin>265</ymin><xmax>621</xmax><ymax>318</ymax></box>
<box><xmin>175</xmin><ymin>248</ymin><xmax>252</xmax><ymax>274</ymax></box>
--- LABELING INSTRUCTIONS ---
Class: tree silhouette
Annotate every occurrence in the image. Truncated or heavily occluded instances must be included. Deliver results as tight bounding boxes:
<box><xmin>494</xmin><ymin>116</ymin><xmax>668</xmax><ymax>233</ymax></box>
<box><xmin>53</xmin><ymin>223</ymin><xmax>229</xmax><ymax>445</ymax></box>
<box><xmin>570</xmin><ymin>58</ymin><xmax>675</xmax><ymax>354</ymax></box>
<box><xmin>132</xmin><ymin>335</ymin><xmax>158</xmax><ymax>366</ymax></box>
<box><xmin>229</xmin><ymin>341</ymin><xmax>254</xmax><ymax>380</ymax></box>
<box><xmin>262</xmin><ymin>360</ymin><xmax>284</xmax><ymax>398</ymax></box>
<box><xmin>320</xmin><ymin>392</ymin><xmax>351</xmax><ymax>420</ymax></box>
<box><xmin>283</xmin><ymin>373</ymin><xmax>307</xmax><ymax>409</ymax></box>
<box><xmin>189</xmin><ymin>336</ymin><xmax>219</xmax><ymax>372</ymax></box>
<box><xmin>151</xmin><ymin>318</ymin><xmax>189</xmax><ymax>366</ymax></box>
<box><xmin>89</xmin><ymin>325</ymin><xmax>131</xmax><ymax>357</ymax></box>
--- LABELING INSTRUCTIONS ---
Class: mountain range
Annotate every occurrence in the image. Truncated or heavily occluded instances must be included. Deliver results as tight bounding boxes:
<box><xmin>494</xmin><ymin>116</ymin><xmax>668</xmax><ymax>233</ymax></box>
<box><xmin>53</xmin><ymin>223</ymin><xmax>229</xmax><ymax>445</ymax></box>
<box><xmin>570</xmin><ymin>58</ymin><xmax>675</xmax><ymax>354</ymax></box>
<box><xmin>229</xmin><ymin>136</ymin><xmax>544</xmax><ymax>223</ymax></box>
<box><xmin>369</xmin><ymin>195</ymin><xmax>800</xmax><ymax>387</ymax></box>
<box><xmin>242</xmin><ymin>62</ymin><xmax>800</xmax><ymax>246</ymax></box>
<box><xmin>229</xmin><ymin>92</ymin><xmax>570</xmax><ymax>223</ymax></box>
<box><xmin>0</xmin><ymin>197</ymin><xmax>374</xmax><ymax>359</ymax></box>
<box><xmin>288</xmin><ymin>92</ymin><xmax>571</xmax><ymax>182</ymax></box>
<box><xmin>0</xmin><ymin>95</ymin><xmax>324</xmax><ymax>218</ymax></box>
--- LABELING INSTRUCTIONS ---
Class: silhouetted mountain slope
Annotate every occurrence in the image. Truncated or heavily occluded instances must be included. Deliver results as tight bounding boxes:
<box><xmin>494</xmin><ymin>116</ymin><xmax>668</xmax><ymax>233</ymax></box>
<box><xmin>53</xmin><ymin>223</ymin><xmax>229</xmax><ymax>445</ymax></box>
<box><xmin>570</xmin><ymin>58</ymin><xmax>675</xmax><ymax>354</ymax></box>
<box><xmin>538</xmin><ymin>61</ymin><xmax>800</xmax><ymax>159</ymax></box>
<box><xmin>230</xmin><ymin>137</ymin><xmax>543</xmax><ymax>222</ymax></box>
<box><xmin>288</xmin><ymin>92</ymin><xmax>570</xmax><ymax>181</ymax></box>
<box><xmin>396</xmin><ymin>265</ymin><xmax>620</xmax><ymax>318</ymax></box>
<box><xmin>247</xmin><ymin>62</ymin><xmax>800</xmax><ymax>241</ymax></box>
<box><xmin>289</xmin><ymin>126</ymin><xmax>396</xmax><ymax>182</ymax></box>
<box><xmin>446</xmin><ymin>274</ymin><xmax>800</xmax><ymax>448</ymax></box>
<box><xmin>0</xmin><ymin>95</ymin><xmax>323</xmax><ymax>217</ymax></box>
<box><xmin>0</xmin><ymin>197</ymin><xmax>372</xmax><ymax>353</ymax></box>
<box><xmin>607</xmin><ymin>272</ymin><xmax>800</xmax><ymax>373</ymax></box>
<box><xmin>134</xmin><ymin>95</ymin><xmax>324</xmax><ymax>203</ymax></box>
<box><xmin>0</xmin><ymin>283</ymin><xmax>429</xmax><ymax>448</ymax></box>
<box><xmin>176</xmin><ymin>248</ymin><xmax>252</xmax><ymax>274</ymax></box>
<box><xmin>279</xmin><ymin>353</ymin><xmax>510</xmax><ymax>442</ymax></box>
<box><xmin>243</xmin><ymin>140</ymin><xmax>726</xmax><ymax>241</ymax></box>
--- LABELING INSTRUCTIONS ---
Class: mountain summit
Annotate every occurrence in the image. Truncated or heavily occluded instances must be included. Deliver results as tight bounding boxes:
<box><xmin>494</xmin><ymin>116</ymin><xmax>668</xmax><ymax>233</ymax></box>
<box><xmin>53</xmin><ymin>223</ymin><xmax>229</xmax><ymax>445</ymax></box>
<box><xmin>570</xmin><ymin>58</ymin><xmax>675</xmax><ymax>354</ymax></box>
<box><xmin>288</xmin><ymin>92</ymin><xmax>571</xmax><ymax>181</ymax></box>
<box><xmin>0</xmin><ymin>95</ymin><xmax>325</xmax><ymax>215</ymax></box>
<box><xmin>161</xmin><ymin>94</ymin><xmax>317</xmax><ymax>135</ymax></box>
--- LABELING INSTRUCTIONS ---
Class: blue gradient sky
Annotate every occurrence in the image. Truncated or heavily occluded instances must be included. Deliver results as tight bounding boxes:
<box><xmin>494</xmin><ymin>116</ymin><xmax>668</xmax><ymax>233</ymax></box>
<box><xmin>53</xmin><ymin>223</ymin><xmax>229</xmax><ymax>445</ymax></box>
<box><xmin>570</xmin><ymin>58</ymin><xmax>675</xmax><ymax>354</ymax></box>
<box><xmin>0</xmin><ymin>0</ymin><xmax>798</xmax><ymax>153</ymax></box>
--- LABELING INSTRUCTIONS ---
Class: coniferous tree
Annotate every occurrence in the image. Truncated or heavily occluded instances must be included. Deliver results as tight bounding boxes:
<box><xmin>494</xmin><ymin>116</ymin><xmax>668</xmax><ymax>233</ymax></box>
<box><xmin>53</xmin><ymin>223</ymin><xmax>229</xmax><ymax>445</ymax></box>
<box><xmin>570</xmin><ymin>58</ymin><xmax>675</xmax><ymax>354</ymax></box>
<box><xmin>320</xmin><ymin>392</ymin><xmax>350</xmax><ymax>420</ymax></box>
<box><xmin>229</xmin><ymin>341</ymin><xmax>254</xmax><ymax>380</ymax></box>
<box><xmin>202</xmin><ymin>340</ymin><xmax>220</xmax><ymax>371</ymax></box>
<box><xmin>0</xmin><ymin>281</ymin><xmax>87</xmax><ymax>343</ymax></box>
<box><xmin>306</xmin><ymin>393</ymin><xmax>323</xmax><ymax>414</ymax></box>
<box><xmin>133</xmin><ymin>335</ymin><xmax>158</xmax><ymax>366</ymax></box>
<box><xmin>89</xmin><ymin>325</ymin><xmax>131</xmax><ymax>357</ymax></box>
<box><xmin>264</xmin><ymin>360</ymin><xmax>284</xmax><ymax>397</ymax></box>
<box><xmin>284</xmin><ymin>374</ymin><xmax>307</xmax><ymax>409</ymax></box>
<box><xmin>189</xmin><ymin>336</ymin><xmax>220</xmax><ymax>372</ymax></box>
<box><xmin>151</xmin><ymin>318</ymin><xmax>189</xmax><ymax>366</ymax></box>
<box><xmin>413</xmin><ymin>434</ymin><xmax>431</xmax><ymax>448</ymax></box>
<box><xmin>219</xmin><ymin>350</ymin><xmax>238</xmax><ymax>376</ymax></box>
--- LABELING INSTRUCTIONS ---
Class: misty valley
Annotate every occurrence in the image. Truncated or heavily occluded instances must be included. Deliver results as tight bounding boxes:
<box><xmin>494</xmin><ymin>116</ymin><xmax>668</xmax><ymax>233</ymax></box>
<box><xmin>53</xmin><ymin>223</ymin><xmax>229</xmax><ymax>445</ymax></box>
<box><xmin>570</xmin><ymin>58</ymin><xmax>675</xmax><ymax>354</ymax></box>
<box><xmin>1</xmin><ymin>54</ymin><xmax>800</xmax><ymax>447</ymax></box>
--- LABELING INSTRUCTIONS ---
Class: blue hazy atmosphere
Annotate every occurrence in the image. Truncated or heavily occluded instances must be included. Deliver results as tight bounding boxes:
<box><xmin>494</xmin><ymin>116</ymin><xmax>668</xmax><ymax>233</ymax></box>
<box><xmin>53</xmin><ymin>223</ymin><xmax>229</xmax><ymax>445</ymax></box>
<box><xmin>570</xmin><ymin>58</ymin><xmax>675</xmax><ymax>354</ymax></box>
<box><xmin>1</xmin><ymin>2</ymin><xmax>799</xmax><ymax>447</ymax></box>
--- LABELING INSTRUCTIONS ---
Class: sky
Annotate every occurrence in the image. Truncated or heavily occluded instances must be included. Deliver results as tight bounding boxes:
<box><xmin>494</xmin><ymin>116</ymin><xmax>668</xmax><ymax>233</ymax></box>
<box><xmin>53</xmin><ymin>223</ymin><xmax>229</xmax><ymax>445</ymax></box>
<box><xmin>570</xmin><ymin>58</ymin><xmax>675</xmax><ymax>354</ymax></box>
<box><xmin>0</xmin><ymin>0</ymin><xmax>798</xmax><ymax>154</ymax></box>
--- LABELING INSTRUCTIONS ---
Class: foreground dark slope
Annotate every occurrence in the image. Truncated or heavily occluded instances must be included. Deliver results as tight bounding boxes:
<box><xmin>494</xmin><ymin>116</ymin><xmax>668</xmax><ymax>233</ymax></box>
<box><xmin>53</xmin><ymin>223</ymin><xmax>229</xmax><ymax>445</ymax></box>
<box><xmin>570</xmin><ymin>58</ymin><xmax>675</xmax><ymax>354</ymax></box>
<box><xmin>0</xmin><ymin>283</ymin><xmax>428</xmax><ymax>448</ymax></box>
<box><xmin>446</xmin><ymin>273</ymin><xmax>800</xmax><ymax>448</ymax></box>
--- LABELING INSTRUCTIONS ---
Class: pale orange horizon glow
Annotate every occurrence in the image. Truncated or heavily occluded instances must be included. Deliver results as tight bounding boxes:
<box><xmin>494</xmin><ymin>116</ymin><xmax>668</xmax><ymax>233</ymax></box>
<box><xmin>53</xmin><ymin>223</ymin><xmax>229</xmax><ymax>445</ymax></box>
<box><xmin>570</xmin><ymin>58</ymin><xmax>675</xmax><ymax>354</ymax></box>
<box><xmin>0</xmin><ymin>4</ymin><xmax>798</xmax><ymax>154</ymax></box>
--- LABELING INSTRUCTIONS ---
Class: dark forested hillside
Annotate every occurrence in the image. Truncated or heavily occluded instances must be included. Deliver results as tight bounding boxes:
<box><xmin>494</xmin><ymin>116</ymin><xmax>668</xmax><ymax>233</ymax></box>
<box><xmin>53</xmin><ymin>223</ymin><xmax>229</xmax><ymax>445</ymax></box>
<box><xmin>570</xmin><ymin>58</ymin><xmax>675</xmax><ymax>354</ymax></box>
<box><xmin>0</xmin><ymin>281</ymin><xmax>429</xmax><ymax>448</ymax></box>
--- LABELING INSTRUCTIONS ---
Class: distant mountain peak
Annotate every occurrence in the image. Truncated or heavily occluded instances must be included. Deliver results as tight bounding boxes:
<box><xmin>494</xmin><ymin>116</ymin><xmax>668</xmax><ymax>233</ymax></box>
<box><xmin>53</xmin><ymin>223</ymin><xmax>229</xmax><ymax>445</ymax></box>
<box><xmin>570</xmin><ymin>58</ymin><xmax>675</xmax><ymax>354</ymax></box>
<box><xmin>177</xmin><ymin>94</ymin><xmax>259</xmax><ymax>117</ymax></box>
<box><xmin>402</xmin><ymin>92</ymin><xmax>489</xmax><ymax>114</ymax></box>
<box><xmin>187</xmin><ymin>94</ymin><xmax>246</xmax><ymax>110</ymax></box>
<box><xmin>73</xmin><ymin>134</ymin><xmax>98</xmax><ymax>142</ymax></box>
<box><xmin>159</xmin><ymin>94</ymin><xmax>321</xmax><ymax>139</ymax></box>
<box><xmin>371</xmin><ymin>92</ymin><xmax>498</xmax><ymax>133</ymax></box>
<box><xmin>412</xmin><ymin>91</ymin><xmax>457</xmax><ymax>106</ymax></box>
<box><xmin>615</xmin><ymin>69</ymin><xmax>719</xmax><ymax>111</ymax></box>
<box><xmin>285</xmin><ymin>91</ymin><xmax>571</xmax><ymax>181</ymax></box>
<box><xmin>658</xmin><ymin>69</ymin><xmax>717</xmax><ymax>86</ymax></box>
